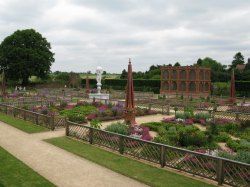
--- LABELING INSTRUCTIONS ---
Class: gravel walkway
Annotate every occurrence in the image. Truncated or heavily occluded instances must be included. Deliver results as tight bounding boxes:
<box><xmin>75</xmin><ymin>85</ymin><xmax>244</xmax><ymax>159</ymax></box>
<box><xmin>0</xmin><ymin>121</ymin><xmax>146</xmax><ymax>187</ymax></box>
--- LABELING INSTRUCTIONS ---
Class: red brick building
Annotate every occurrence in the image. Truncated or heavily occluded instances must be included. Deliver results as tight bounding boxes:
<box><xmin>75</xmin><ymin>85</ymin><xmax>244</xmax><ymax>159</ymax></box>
<box><xmin>160</xmin><ymin>66</ymin><xmax>211</xmax><ymax>97</ymax></box>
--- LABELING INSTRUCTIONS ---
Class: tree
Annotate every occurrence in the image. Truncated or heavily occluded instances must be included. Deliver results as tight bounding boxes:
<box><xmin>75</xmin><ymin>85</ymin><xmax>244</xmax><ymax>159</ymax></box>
<box><xmin>120</xmin><ymin>69</ymin><xmax>127</xmax><ymax>79</ymax></box>
<box><xmin>230</xmin><ymin>52</ymin><xmax>244</xmax><ymax>70</ymax></box>
<box><xmin>0</xmin><ymin>29</ymin><xmax>54</xmax><ymax>85</ymax></box>
<box><xmin>174</xmin><ymin>62</ymin><xmax>181</xmax><ymax>66</ymax></box>
<box><xmin>196</xmin><ymin>57</ymin><xmax>229</xmax><ymax>82</ymax></box>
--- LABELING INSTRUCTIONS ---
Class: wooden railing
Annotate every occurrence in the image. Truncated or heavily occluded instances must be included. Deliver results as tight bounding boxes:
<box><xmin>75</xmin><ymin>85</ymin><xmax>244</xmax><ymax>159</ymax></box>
<box><xmin>0</xmin><ymin>103</ymin><xmax>66</xmax><ymax>130</ymax></box>
<box><xmin>66</xmin><ymin>121</ymin><xmax>250</xmax><ymax>187</ymax></box>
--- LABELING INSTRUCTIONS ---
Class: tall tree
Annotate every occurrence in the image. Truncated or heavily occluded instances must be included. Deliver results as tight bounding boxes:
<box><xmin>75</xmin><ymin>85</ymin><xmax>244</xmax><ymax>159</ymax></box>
<box><xmin>0</xmin><ymin>29</ymin><xmax>54</xmax><ymax>85</ymax></box>
<box><xmin>174</xmin><ymin>62</ymin><xmax>181</xmax><ymax>66</ymax></box>
<box><xmin>196</xmin><ymin>57</ymin><xmax>229</xmax><ymax>82</ymax></box>
<box><xmin>120</xmin><ymin>69</ymin><xmax>127</xmax><ymax>79</ymax></box>
<box><xmin>230</xmin><ymin>52</ymin><xmax>244</xmax><ymax>70</ymax></box>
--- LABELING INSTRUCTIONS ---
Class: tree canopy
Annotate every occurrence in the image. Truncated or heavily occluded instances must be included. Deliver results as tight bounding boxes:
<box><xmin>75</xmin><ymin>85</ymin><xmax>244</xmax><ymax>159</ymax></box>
<box><xmin>230</xmin><ymin>52</ymin><xmax>244</xmax><ymax>70</ymax></box>
<box><xmin>195</xmin><ymin>57</ymin><xmax>230</xmax><ymax>82</ymax></box>
<box><xmin>0</xmin><ymin>29</ymin><xmax>54</xmax><ymax>85</ymax></box>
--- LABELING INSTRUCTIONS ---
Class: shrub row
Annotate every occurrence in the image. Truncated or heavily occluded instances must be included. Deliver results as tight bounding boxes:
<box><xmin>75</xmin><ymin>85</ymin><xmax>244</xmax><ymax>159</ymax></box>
<box><xmin>81</xmin><ymin>79</ymin><xmax>250</xmax><ymax>95</ymax></box>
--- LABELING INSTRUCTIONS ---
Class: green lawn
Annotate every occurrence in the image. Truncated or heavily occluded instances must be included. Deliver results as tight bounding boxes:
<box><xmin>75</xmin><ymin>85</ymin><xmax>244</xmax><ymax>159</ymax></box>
<box><xmin>0</xmin><ymin>146</ymin><xmax>54</xmax><ymax>187</ymax></box>
<box><xmin>0</xmin><ymin>113</ymin><xmax>49</xmax><ymax>133</ymax></box>
<box><xmin>46</xmin><ymin>137</ymin><xmax>215</xmax><ymax>187</ymax></box>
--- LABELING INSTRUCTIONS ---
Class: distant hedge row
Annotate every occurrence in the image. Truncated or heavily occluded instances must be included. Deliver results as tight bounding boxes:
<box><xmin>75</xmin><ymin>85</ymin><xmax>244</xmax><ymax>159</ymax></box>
<box><xmin>81</xmin><ymin>79</ymin><xmax>161</xmax><ymax>93</ymax></box>
<box><xmin>81</xmin><ymin>79</ymin><xmax>250</xmax><ymax>96</ymax></box>
<box><xmin>235</xmin><ymin>81</ymin><xmax>250</xmax><ymax>97</ymax></box>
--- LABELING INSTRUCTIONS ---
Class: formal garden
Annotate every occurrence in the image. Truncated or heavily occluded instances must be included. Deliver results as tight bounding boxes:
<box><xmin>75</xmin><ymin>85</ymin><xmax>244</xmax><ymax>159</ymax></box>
<box><xmin>0</xmin><ymin>28</ymin><xmax>250</xmax><ymax>187</ymax></box>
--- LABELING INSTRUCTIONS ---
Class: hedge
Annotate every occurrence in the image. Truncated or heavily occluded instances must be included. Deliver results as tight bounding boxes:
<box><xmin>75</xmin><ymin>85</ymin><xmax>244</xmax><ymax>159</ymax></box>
<box><xmin>235</xmin><ymin>81</ymin><xmax>250</xmax><ymax>97</ymax></box>
<box><xmin>81</xmin><ymin>79</ymin><xmax>250</xmax><ymax>96</ymax></box>
<box><xmin>81</xmin><ymin>79</ymin><xmax>161</xmax><ymax>93</ymax></box>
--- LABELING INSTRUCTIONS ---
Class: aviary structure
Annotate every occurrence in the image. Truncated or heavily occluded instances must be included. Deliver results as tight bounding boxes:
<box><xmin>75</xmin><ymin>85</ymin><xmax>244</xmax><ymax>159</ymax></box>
<box><xmin>124</xmin><ymin>59</ymin><xmax>136</xmax><ymax>125</ymax></box>
<box><xmin>160</xmin><ymin>66</ymin><xmax>211</xmax><ymax>97</ymax></box>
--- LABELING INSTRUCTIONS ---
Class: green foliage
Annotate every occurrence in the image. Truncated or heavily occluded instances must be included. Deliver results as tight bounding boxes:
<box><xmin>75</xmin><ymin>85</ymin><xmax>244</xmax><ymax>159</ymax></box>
<box><xmin>175</xmin><ymin>111</ymin><xmax>193</xmax><ymax>119</ymax></box>
<box><xmin>60</xmin><ymin>105</ymin><xmax>97</xmax><ymax>117</ymax></box>
<box><xmin>214</xmin><ymin>132</ymin><xmax>231</xmax><ymax>142</ymax></box>
<box><xmin>230</xmin><ymin>52</ymin><xmax>245</xmax><ymax>70</ymax></box>
<box><xmin>218</xmin><ymin>150</ymin><xmax>250</xmax><ymax>164</ymax></box>
<box><xmin>90</xmin><ymin>119</ymin><xmax>102</xmax><ymax>129</ymax></box>
<box><xmin>212</xmin><ymin>82</ymin><xmax>230</xmax><ymax>96</ymax></box>
<box><xmin>226</xmin><ymin>139</ymin><xmax>250</xmax><ymax>152</ymax></box>
<box><xmin>178</xmin><ymin>126</ymin><xmax>207</xmax><ymax>147</ymax></box>
<box><xmin>194</xmin><ymin>113</ymin><xmax>210</xmax><ymax>120</ymax></box>
<box><xmin>105</xmin><ymin>122</ymin><xmax>129</xmax><ymax>135</ymax></box>
<box><xmin>0</xmin><ymin>29</ymin><xmax>54</xmax><ymax>85</ymax></box>
<box><xmin>235</xmin><ymin>81</ymin><xmax>250</xmax><ymax>97</ymax></box>
<box><xmin>196</xmin><ymin>57</ymin><xmax>229</xmax><ymax>82</ymax></box>
<box><xmin>60</xmin><ymin>105</ymin><xmax>97</xmax><ymax>123</ymax></box>
<box><xmin>67</xmin><ymin>113</ymin><xmax>86</xmax><ymax>123</ymax></box>
<box><xmin>141</xmin><ymin>122</ymin><xmax>163</xmax><ymax>131</ymax></box>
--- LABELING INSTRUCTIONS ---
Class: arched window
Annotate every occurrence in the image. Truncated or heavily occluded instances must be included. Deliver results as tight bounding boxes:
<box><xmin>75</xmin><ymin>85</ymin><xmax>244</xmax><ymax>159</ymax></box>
<box><xmin>205</xmin><ymin>82</ymin><xmax>209</xmax><ymax>91</ymax></box>
<box><xmin>199</xmin><ymin>70</ymin><xmax>204</xmax><ymax>80</ymax></box>
<box><xmin>163</xmin><ymin>70</ymin><xmax>168</xmax><ymax>80</ymax></box>
<box><xmin>180</xmin><ymin>81</ymin><xmax>186</xmax><ymax>91</ymax></box>
<box><xmin>172</xmin><ymin>70</ymin><xmax>177</xmax><ymax>79</ymax></box>
<box><xmin>189</xmin><ymin>82</ymin><xmax>196</xmax><ymax>92</ymax></box>
<box><xmin>199</xmin><ymin>82</ymin><xmax>204</xmax><ymax>92</ymax></box>
<box><xmin>190</xmin><ymin>69</ymin><xmax>196</xmax><ymax>80</ymax></box>
<box><xmin>180</xmin><ymin>70</ymin><xmax>186</xmax><ymax>79</ymax></box>
<box><xmin>162</xmin><ymin>81</ymin><xmax>169</xmax><ymax>90</ymax></box>
<box><xmin>171</xmin><ymin>81</ymin><xmax>177</xmax><ymax>91</ymax></box>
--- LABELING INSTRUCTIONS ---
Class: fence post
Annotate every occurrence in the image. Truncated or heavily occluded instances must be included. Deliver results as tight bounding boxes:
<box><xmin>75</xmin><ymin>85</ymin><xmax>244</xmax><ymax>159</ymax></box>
<box><xmin>216</xmin><ymin>159</ymin><xmax>224</xmax><ymax>185</ymax></box>
<box><xmin>160</xmin><ymin>145</ymin><xmax>166</xmax><ymax>168</ymax></box>
<box><xmin>23</xmin><ymin>111</ymin><xmax>26</xmax><ymax>120</ymax></box>
<box><xmin>35</xmin><ymin>114</ymin><xmax>39</xmax><ymax>125</ymax></box>
<box><xmin>235</xmin><ymin>113</ymin><xmax>239</xmax><ymax>122</ymax></box>
<box><xmin>161</xmin><ymin>105</ymin><xmax>164</xmax><ymax>114</ymax></box>
<box><xmin>148</xmin><ymin>103</ymin><xmax>152</xmax><ymax>111</ymax></box>
<box><xmin>65</xmin><ymin>121</ymin><xmax>69</xmax><ymax>136</ymax></box>
<box><xmin>119</xmin><ymin>136</ymin><xmax>124</xmax><ymax>154</ymax></box>
<box><xmin>5</xmin><ymin>105</ymin><xmax>7</xmax><ymax>114</ymax></box>
<box><xmin>89</xmin><ymin>128</ymin><xmax>93</xmax><ymax>144</ymax></box>
<box><xmin>167</xmin><ymin>105</ymin><xmax>170</xmax><ymax>115</ymax></box>
<box><xmin>50</xmin><ymin>115</ymin><xmax>55</xmax><ymax>130</ymax></box>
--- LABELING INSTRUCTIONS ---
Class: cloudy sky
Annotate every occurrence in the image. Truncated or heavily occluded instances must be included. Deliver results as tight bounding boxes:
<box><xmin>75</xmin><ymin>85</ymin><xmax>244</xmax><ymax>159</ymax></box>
<box><xmin>0</xmin><ymin>0</ymin><xmax>250</xmax><ymax>73</ymax></box>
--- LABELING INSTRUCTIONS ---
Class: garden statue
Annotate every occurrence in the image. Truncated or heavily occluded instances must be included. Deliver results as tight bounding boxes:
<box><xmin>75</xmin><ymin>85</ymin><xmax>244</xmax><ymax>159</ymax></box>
<box><xmin>96</xmin><ymin>66</ymin><xmax>103</xmax><ymax>94</ymax></box>
<box><xmin>88</xmin><ymin>66</ymin><xmax>109</xmax><ymax>101</ymax></box>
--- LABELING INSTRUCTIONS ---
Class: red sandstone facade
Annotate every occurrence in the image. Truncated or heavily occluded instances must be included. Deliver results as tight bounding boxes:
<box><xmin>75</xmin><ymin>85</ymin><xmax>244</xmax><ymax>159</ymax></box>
<box><xmin>160</xmin><ymin>66</ymin><xmax>211</xmax><ymax>97</ymax></box>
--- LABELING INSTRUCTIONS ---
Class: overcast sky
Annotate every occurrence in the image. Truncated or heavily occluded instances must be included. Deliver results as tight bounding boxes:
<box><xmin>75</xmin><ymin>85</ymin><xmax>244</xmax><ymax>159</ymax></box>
<box><xmin>0</xmin><ymin>0</ymin><xmax>250</xmax><ymax>73</ymax></box>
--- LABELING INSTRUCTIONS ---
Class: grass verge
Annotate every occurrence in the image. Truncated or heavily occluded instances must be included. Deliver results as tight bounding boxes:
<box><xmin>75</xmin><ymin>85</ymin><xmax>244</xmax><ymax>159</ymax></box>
<box><xmin>46</xmin><ymin>136</ymin><xmax>215</xmax><ymax>187</ymax></box>
<box><xmin>0</xmin><ymin>146</ymin><xmax>54</xmax><ymax>187</ymax></box>
<box><xmin>0</xmin><ymin>113</ymin><xmax>49</xmax><ymax>133</ymax></box>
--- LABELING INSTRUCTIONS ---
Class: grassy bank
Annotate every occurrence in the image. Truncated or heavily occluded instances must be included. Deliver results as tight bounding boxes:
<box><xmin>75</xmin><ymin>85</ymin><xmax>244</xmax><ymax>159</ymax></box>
<box><xmin>0</xmin><ymin>146</ymin><xmax>54</xmax><ymax>187</ymax></box>
<box><xmin>46</xmin><ymin>136</ymin><xmax>214</xmax><ymax>187</ymax></box>
<box><xmin>0</xmin><ymin>113</ymin><xmax>48</xmax><ymax>133</ymax></box>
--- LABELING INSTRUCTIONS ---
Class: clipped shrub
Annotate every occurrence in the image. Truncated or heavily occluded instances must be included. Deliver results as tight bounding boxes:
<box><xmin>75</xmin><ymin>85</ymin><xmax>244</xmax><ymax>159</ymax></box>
<box><xmin>215</xmin><ymin>132</ymin><xmax>231</xmax><ymax>142</ymax></box>
<box><xmin>68</xmin><ymin>113</ymin><xmax>86</xmax><ymax>123</ymax></box>
<box><xmin>105</xmin><ymin>122</ymin><xmax>129</xmax><ymax>135</ymax></box>
<box><xmin>90</xmin><ymin>119</ymin><xmax>102</xmax><ymax>129</ymax></box>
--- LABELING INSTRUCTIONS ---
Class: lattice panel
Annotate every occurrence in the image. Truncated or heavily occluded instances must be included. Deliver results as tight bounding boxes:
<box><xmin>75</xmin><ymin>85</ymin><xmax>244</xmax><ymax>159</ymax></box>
<box><xmin>93</xmin><ymin>131</ymin><xmax>120</xmax><ymax>151</ymax></box>
<box><xmin>165</xmin><ymin>149</ymin><xmax>217</xmax><ymax>180</ymax></box>
<box><xmin>123</xmin><ymin>138</ymin><xmax>161</xmax><ymax>163</ymax></box>
<box><xmin>54</xmin><ymin>116</ymin><xmax>66</xmax><ymax>127</ymax></box>
<box><xmin>38</xmin><ymin>115</ymin><xmax>50</xmax><ymax>128</ymax></box>
<box><xmin>68</xmin><ymin>125</ymin><xmax>89</xmax><ymax>142</ymax></box>
<box><xmin>224</xmin><ymin>160</ymin><xmax>250</xmax><ymax>187</ymax></box>
<box><xmin>214</xmin><ymin>112</ymin><xmax>236</xmax><ymax>121</ymax></box>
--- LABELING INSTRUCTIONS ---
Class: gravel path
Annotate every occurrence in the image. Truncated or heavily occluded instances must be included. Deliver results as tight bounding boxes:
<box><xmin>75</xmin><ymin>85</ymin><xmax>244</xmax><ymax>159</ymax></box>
<box><xmin>0</xmin><ymin>121</ymin><xmax>146</xmax><ymax>187</ymax></box>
